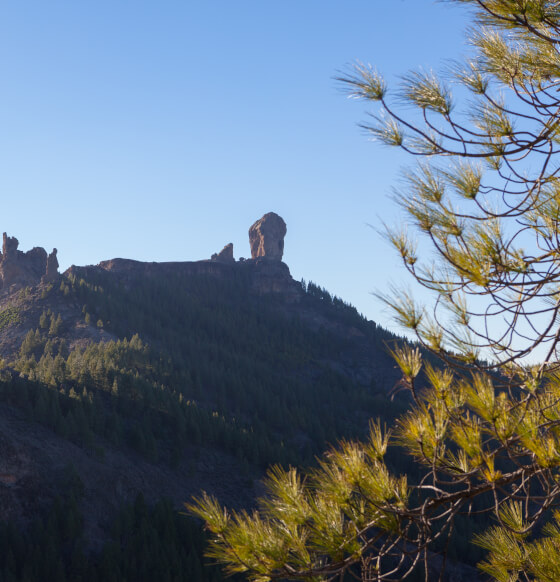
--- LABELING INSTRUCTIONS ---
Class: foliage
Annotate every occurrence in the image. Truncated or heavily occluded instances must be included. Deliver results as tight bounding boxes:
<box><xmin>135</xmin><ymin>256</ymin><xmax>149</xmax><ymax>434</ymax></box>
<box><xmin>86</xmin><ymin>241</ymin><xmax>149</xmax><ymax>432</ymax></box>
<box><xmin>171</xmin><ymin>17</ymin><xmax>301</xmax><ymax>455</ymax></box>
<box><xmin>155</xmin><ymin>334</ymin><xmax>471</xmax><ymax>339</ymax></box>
<box><xmin>0</xmin><ymin>306</ymin><xmax>20</xmax><ymax>332</ymax></box>
<box><xmin>46</xmin><ymin>267</ymin><xmax>401</xmax><ymax>468</ymax></box>
<box><xmin>191</xmin><ymin>2</ymin><xmax>560</xmax><ymax>581</ymax></box>
<box><xmin>0</xmin><ymin>265</ymin><xmax>424</xmax><ymax>579</ymax></box>
<box><xmin>0</xmin><ymin>467</ymin><xmax>226</xmax><ymax>582</ymax></box>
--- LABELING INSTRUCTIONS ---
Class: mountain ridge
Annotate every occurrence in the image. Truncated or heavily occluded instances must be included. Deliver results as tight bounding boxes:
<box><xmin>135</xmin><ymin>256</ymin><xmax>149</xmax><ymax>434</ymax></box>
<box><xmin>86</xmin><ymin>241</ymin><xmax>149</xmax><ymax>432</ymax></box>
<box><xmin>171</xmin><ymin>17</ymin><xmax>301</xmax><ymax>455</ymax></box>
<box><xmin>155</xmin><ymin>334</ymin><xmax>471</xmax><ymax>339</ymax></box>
<box><xmin>0</xmin><ymin>214</ymin><xmax>480</xmax><ymax>581</ymax></box>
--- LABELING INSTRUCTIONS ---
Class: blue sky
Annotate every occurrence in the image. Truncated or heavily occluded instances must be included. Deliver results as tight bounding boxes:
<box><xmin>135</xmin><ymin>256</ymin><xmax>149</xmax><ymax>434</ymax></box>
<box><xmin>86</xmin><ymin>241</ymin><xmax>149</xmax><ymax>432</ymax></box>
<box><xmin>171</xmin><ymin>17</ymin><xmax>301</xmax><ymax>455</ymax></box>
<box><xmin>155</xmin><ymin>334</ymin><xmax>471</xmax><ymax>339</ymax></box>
<box><xmin>0</xmin><ymin>1</ymin><xmax>471</xmax><ymax>330</ymax></box>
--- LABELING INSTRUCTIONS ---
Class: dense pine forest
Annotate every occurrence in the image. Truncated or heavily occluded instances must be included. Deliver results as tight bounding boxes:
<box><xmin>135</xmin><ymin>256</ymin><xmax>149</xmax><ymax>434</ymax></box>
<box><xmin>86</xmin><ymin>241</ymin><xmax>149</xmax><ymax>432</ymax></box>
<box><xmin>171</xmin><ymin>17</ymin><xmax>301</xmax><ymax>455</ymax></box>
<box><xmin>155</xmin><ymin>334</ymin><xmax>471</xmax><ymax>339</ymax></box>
<box><xmin>0</xmin><ymin>264</ymin><xmax>482</xmax><ymax>580</ymax></box>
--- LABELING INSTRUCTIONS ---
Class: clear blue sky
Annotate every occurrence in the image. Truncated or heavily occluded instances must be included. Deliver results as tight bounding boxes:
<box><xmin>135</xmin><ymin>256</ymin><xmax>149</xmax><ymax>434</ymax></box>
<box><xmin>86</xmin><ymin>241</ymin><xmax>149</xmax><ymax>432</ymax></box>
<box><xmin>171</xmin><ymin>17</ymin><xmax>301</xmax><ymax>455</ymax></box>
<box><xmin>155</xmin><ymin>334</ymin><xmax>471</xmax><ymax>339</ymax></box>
<box><xmin>0</xmin><ymin>0</ymin><xmax>471</xmax><ymax>330</ymax></box>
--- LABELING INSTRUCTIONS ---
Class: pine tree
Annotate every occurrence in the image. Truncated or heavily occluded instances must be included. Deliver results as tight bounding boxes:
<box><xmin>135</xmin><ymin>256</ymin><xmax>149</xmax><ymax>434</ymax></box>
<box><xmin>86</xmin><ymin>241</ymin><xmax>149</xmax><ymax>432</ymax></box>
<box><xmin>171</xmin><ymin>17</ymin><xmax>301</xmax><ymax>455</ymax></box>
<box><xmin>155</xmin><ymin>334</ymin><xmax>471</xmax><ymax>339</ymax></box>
<box><xmin>49</xmin><ymin>314</ymin><xmax>62</xmax><ymax>336</ymax></box>
<box><xmin>189</xmin><ymin>3</ymin><xmax>560</xmax><ymax>581</ymax></box>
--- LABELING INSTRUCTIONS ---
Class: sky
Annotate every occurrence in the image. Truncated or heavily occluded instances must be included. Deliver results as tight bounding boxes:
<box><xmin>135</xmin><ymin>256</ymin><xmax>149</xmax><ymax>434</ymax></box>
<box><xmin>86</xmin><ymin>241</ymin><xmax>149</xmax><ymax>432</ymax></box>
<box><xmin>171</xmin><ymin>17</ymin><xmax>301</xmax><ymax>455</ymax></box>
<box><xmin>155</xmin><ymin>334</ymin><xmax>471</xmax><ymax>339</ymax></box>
<box><xmin>0</xmin><ymin>1</ymin><xmax>472</xmax><ymax>331</ymax></box>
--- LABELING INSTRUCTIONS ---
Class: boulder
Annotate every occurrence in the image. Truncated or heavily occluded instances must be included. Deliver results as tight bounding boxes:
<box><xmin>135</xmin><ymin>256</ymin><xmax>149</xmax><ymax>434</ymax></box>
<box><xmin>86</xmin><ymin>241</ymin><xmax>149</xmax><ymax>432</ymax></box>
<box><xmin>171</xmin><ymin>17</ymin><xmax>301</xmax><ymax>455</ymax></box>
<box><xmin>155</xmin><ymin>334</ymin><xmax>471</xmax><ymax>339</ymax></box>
<box><xmin>248</xmin><ymin>213</ymin><xmax>286</xmax><ymax>260</ymax></box>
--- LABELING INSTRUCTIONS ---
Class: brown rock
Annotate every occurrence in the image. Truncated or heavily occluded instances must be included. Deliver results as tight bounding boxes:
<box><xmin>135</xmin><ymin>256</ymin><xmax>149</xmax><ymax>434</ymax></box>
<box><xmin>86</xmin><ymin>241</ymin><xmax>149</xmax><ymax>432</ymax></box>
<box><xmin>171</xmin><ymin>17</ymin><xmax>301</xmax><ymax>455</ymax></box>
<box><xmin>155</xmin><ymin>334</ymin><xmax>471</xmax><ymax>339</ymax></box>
<box><xmin>248</xmin><ymin>212</ymin><xmax>286</xmax><ymax>260</ymax></box>
<box><xmin>43</xmin><ymin>249</ymin><xmax>59</xmax><ymax>283</ymax></box>
<box><xmin>0</xmin><ymin>233</ymin><xmax>59</xmax><ymax>290</ymax></box>
<box><xmin>25</xmin><ymin>247</ymin><xmax>48</xmax><ymax>278</ymax></box>
<box><xmin>211</xmin><ymin>243</ymin><xmax>234</xmax><ymax>263</ymax></box>
<box><xmin>2</xmin><ymin>234</ymin><xmax>18</xmax><ymax>260</ymax></box>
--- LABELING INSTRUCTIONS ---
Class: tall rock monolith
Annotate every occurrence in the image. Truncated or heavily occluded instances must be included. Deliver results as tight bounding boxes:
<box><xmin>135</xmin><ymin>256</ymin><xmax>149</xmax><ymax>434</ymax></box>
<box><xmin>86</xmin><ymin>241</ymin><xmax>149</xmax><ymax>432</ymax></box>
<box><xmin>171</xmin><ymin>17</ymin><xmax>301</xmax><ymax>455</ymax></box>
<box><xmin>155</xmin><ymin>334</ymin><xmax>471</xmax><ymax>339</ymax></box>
<box><xmin>248</xmin><ymin>212</ymin><xmax>286</xmax><ymax>261</ymax></box>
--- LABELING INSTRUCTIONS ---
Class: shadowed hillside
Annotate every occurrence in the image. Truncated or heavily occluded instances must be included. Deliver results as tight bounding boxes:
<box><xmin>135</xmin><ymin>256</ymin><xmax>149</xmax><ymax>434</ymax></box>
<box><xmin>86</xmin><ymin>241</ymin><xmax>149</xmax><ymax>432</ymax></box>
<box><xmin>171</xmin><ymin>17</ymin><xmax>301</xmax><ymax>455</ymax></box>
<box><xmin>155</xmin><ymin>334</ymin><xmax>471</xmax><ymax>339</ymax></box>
<box><xmin>0</xmin><ymin>218</ymin><xmax>480</xmax><ymax>581</ymax></box>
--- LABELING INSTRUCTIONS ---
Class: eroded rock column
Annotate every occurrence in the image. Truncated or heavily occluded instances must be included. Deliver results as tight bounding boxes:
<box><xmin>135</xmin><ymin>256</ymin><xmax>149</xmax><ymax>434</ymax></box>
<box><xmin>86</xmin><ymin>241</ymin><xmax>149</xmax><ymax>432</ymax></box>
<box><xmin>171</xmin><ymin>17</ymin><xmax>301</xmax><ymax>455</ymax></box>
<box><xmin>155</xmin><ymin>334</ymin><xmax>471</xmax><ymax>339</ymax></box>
<box><xmin>248</xmin><ymin>212</ymin><xmax>286</xmax><ymax>260</ymax></box>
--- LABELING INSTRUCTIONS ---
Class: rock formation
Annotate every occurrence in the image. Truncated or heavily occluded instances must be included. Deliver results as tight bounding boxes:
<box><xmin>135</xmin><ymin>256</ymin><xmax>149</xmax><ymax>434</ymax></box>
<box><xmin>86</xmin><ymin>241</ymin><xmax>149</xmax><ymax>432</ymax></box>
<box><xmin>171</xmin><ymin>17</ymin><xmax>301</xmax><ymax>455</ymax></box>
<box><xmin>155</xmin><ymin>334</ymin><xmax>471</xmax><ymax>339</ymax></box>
<box><xmin>43</xmin><ymin>249</ymin><xmax>59</xmax><ymax>283</ymax></box>
<box><xmin>0</xmin><ymin>233</ymin><xmax>59</xmax><ymax>289</ymax></box>
<box><xmin>2</xmin><ymin>234</ymin><xmax>18</xmax><ymax>259</ymax></box>
<box><xmin>248</xmin><ymin>212</ymin><xmax>286</xmax><ymax>260</ymax></box>
<box><xmin>211</xmin><ymin>243</ymin><xmax>234</xmax><ymax>263</ymax></box>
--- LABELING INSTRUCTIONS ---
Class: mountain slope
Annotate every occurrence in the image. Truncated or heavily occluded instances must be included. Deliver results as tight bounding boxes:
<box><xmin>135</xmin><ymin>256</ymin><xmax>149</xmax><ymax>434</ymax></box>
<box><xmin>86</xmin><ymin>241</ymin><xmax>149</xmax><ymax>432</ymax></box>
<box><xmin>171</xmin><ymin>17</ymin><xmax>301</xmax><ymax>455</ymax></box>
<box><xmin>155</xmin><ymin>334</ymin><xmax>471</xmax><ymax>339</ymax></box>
<box><xmin>0</xmin><ymin>252</ymin><xmax>431</xmax><ymax>581</ymax></box>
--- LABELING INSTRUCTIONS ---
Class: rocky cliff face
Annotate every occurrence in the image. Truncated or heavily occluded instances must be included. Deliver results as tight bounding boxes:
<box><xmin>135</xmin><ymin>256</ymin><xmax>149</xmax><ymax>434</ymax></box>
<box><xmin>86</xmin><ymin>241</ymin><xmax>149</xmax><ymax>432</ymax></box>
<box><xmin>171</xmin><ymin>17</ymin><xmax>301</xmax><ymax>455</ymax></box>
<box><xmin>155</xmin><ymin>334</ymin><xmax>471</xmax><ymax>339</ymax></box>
<box><xmin>0</xmin><ymin>234</ymin><xmax>58</xmax><ymax>290</ymax></box>
<box><xmin>91</xmin><ymin>255</ymin><xmax>301</xmax><ymax>303</ymax></box>
<box><xmin>89</xmin><ymin>213</ymin><xmax>299</xmax><ymax>300</ymax></box>
<box><xmin>0</xmin><ymin>213</ymin><xmax>293</xmax><ymax>296</ymax></box>
<box><xmin>0</xmin><ymin>213</ymin><xmax>293</xmax><ymax>299</ymax></box>
<box><xmin>248</xmin><ymin>212</ymin><xmax>286</xmax><ymax>260</ymax></box>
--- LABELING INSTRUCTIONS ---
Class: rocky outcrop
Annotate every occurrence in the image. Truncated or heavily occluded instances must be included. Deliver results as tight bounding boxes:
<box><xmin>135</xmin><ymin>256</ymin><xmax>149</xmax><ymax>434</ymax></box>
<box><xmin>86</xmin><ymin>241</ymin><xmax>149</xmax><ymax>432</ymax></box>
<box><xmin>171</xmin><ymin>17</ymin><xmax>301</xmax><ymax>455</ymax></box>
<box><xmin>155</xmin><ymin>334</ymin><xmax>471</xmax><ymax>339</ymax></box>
<box><xmin>94</xmin><ymin>214</ymin><xmax>298</xmax><ymax>300</ymax></box>
<box><xmin>0</xmin><ymin>234</ymin><xmax>59</xmax><ymax>290</ymax></box>
<box><xmin>43</xmin><ymin>249</ymin><xmax>59</xmax><ymax>283</ymax></box>
<box><xmin>248</xmin><ymin>213</ymin><xmax>286</xmax><ymax>260</ymax></box>
<box><xmin>2</xmin><ymin>234</ymin><xmax>18</xmax><ymax>259</ymax></box>
<box><xmin>211</xmin><ymin>243</ymin><xmax>234</xmax><ymax>263</ymax></box>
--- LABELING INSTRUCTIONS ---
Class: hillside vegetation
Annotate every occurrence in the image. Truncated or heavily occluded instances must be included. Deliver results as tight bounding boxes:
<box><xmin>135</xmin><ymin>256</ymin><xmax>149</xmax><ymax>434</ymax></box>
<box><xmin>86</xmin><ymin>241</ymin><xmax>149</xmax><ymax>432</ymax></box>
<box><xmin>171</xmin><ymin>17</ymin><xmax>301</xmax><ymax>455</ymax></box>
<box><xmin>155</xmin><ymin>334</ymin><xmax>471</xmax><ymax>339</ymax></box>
<box><xmin>0</xmin><ymin>263</ymin><xmax>421</xmax><ymax>581</ymax></box>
